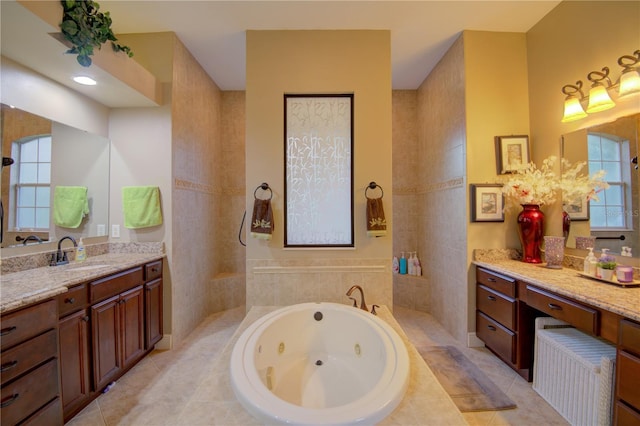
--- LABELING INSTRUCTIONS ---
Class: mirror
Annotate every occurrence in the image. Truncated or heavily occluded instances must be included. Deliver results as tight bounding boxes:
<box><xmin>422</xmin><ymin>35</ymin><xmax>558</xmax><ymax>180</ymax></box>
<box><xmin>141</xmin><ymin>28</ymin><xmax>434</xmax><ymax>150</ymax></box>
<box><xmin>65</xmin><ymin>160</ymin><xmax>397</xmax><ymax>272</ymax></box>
<box><xmin>1</xmin><ymin>103</ymin><xmax>110</xmax><ymax>248</ymax></box>
<box><xmin>562</xmin><ymin>113</ymin><xmax>639</xmax><ymax>257</ymax></box>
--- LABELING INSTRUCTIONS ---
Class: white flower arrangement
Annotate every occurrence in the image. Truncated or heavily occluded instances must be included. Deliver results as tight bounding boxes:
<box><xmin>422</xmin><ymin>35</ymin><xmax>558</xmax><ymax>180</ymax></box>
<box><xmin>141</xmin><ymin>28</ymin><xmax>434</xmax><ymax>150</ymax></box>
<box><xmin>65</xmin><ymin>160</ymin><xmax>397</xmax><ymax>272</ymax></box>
<box><xmin>559</xmin><ymin>158</ymin><xmax>609</xmax><ymax>205</ymax></box>
<box><xmin>500</xmin><ymin>156</ymin><xmax>609</xmax><ymax>211</ymax></box>
<box><xmin>502</xmin><ymin>156</ymin><xmax>559</xmax><ymax>208</ymax></box>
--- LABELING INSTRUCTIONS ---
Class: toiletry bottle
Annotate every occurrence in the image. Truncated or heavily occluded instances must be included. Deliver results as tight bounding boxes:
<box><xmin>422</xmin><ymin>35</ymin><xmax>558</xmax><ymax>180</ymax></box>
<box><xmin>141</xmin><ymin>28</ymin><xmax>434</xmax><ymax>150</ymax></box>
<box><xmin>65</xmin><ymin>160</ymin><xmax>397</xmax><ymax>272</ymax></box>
<box><xmin>584</xmin><ymin>248</ymin><xmax>596</xmax><ymax>276</ymax></box>
<box><xmin>408</xmin><ymin>252</ymin><xmax>414</xmax><ymax>275</ymax></box>
<box><xmin>414</xmin><ymin>252</ymin><xmax>422</xmax><ymax>276</ymax></box>
<box><xmin>399</xmin><ymin>252</ymin><xmax>407</xmax><ymax>275</ymax></box>
<box><xmin>392</xmin><ymin>256</ymin><xmax>399</xmax><ymax>274</ymax></box>
<box><xmin>76</xmin><ymin>238</ymin><xmax>87</xmax><ymax>262</ymax></box>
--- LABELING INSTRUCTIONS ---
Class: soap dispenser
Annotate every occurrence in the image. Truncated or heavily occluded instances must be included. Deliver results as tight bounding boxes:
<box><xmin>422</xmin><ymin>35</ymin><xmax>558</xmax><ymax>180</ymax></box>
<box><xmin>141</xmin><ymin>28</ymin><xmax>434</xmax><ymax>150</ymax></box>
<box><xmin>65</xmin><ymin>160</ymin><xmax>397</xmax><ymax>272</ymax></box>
<box><xmin>76</xmin><ymin>238</ymin><xmax>87</xmax><ymax>262</ymax></box>
<box><xmin>583</xmin><ymin>248</ymin><xmax>596</xmax><ymax>276</ymax></box>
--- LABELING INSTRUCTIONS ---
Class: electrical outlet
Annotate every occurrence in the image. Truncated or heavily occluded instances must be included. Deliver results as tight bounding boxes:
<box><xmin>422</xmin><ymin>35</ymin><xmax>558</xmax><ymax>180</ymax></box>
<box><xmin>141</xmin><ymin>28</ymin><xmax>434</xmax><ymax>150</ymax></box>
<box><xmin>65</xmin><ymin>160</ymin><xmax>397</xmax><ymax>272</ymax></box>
<box><xmin>111</xmin><ymin>224</ymin><xmax>120</xmax><ymax>238</ymax></box>
<box><xmin>97</xmin><ymin>224</ymin><xmax>106</xmax><ymax>236</ymax></box>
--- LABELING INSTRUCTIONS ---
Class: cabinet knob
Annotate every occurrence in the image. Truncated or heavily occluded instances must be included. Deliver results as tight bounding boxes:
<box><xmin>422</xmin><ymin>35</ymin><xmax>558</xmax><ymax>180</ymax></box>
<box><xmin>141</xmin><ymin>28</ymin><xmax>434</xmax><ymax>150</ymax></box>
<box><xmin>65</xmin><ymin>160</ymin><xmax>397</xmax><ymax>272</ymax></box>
<box><xmin>0</xmin><ymin>326</ymin><xmax>16</xmax><ymax>336</ymax></box>
<box><xmin>548</xmin><ymin>303</ymin><xmax>563</xmax><ymax>311</ymax></box>
<box><xmin>65</xmin><ymin>297</ymin><xmax>76</xmax><ymax>304</ymax></box>
<box><xmin>0</xmin><ymin>393</ymin><xmax>20</xmax><ymax>408</ymax></box>
<box><xmin>0</xmin><ymin>360</ymin><xmax>18</xmax><ymax>372</ymax></box>
<box><xmin>82</xmin><ymin>316</ymin><xmax>90</xmax><ymax>322</ymax></box>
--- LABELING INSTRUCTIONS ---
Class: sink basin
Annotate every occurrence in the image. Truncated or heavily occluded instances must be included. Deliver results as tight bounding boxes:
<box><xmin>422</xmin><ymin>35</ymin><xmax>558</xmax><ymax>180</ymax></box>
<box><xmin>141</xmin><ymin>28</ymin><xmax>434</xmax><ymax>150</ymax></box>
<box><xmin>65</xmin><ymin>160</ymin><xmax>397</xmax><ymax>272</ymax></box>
<box><xmin>67</xmin><ymin>264</ymin><xmax>110</xmax><ymax>272</ymax></box>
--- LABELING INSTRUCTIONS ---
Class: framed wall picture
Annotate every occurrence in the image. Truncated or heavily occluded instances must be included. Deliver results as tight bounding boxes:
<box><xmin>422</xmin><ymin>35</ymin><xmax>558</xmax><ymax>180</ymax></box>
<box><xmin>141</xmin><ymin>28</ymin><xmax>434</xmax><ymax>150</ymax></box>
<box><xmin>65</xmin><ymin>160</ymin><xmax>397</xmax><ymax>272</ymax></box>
<box><xmin>470</xmin><ymin>184</ymin><xmax>504</xmax><ymax>222</ymax></box>
<box><xmin>495</xmin><ymin>135</ymin><xmax>530</xmax><ymax>174</ymax></box>
<box><xmin>563</xmin><ymin>198</ymin><xmax>589</xmax><ymax>221</ymax></box>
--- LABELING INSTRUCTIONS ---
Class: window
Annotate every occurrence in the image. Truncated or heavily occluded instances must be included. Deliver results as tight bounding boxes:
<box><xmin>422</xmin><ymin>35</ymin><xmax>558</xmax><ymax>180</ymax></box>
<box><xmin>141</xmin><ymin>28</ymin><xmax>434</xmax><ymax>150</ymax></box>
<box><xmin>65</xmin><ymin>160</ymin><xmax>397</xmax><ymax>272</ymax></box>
<box><xmin>588</xmin><ymin>132</ymin><xmax>631</xmax><ymax>229</ymax></box>
<box><xmin>11</xmin><ymin>135</ymin><xmax>52</xmax><ymax>229</ymax></box>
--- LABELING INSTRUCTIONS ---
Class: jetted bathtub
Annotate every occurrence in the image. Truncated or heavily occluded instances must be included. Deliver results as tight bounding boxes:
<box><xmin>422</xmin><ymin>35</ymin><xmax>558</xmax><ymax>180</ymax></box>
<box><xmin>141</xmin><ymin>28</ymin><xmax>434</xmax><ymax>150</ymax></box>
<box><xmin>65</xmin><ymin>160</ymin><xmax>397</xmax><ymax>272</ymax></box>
<box><xmin>230</xmin><ymin>302</ymin><xmax>410</xmax><ymax>425</ymax></box>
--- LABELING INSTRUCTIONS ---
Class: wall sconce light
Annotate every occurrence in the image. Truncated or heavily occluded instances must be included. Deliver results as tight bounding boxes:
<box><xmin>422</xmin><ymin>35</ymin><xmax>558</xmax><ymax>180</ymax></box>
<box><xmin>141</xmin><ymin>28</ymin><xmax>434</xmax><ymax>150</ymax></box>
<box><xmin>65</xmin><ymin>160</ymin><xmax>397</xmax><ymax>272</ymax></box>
<box><xmin>561</xmin><ymin>50</ymin><xmax>640</xmax><ymax>123</ymax></box>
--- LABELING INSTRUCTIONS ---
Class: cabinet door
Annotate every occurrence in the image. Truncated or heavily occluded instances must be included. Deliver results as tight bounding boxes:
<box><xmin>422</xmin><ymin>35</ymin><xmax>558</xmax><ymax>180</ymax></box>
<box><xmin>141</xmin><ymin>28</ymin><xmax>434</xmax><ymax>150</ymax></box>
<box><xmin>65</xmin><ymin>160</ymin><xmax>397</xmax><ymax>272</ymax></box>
<box><xmin>91</xmin><ymin>295</ymin><xmax>120</xmax><ymax>391</ymax></box>
<box><xmin>145</xmin><ymin>278</ymin><xmax>163</xmax><ymax>349</ymax></box>
<box><xmin>58</xmin><ymin>309</ymin><xmax>90</xmax><ymax>419</ymax></box>
<box><xmin>120</xmin><ymin>286</ymin><xmax>145</xmax><ymax>368</ymax></box>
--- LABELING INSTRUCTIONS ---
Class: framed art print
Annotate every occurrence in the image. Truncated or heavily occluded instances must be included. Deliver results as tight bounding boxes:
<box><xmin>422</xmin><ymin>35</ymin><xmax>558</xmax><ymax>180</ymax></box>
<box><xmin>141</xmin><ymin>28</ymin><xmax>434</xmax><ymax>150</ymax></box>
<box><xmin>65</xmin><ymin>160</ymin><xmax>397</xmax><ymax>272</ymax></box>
<box><xmin>495</xmin><ymin>135</ymin><xmax>530</xmax><ymax>174</ymax></box>
<box><xmin>471</xmin><ymin>184</ymin><xmax>504</xmax><ymax>222</ymax></box>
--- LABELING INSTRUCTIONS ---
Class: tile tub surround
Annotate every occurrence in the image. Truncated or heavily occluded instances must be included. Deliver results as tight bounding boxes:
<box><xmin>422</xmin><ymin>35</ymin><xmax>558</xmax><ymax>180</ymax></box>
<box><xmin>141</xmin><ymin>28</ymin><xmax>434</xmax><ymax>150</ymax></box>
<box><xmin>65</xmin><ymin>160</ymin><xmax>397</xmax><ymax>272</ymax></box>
<box><xmin>174</xmin><ymin>305</ymin><xmax>466</xmax><ymax>425</ymax></box>
<box><xmin>0</xmin><ymin>243</ymin><xmax>164</xmax><ymax>314</ymax></box>
<box><xmin>472</xmin><ymin>255</ymin><xmax>640</xmax><ymax>322</ymax></box>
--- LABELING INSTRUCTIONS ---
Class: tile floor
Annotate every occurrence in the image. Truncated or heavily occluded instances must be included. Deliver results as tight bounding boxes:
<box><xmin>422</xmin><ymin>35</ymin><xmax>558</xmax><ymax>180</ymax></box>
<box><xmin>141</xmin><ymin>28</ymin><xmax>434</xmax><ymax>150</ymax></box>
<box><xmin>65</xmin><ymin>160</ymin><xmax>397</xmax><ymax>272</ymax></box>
<box><xmin>66</xmin><ymin>306</ymin><xmax>568</xmax><ymax>426</ymax></box>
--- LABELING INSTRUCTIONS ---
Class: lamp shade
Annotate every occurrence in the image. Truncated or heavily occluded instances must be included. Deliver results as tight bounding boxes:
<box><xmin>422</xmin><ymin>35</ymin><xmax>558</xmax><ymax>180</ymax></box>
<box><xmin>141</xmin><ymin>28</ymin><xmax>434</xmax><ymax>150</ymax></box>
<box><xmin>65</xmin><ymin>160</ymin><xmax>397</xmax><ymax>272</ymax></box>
<box><xmin>619</xmin><ymin>68</ymin><xmax>640</xmax><ymax>97</ymax></box>
<box><xmin>561</xmin><ymin>96</ymin><xmax>587</xmax><ymax>122</ymax></box>
<box><xmin>586</xmin><ymin>84</ymin><xmax>615</xmax><ymax>113</ymax></box>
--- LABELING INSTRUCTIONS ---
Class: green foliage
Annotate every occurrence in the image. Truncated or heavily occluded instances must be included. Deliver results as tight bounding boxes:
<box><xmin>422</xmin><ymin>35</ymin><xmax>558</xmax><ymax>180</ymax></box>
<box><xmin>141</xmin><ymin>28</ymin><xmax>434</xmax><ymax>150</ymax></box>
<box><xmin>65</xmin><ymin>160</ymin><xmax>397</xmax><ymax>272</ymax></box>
<box><xmin>59</xmin><ymin>0</ymin><xmax>133</xmax><ymax>67</ymax></box>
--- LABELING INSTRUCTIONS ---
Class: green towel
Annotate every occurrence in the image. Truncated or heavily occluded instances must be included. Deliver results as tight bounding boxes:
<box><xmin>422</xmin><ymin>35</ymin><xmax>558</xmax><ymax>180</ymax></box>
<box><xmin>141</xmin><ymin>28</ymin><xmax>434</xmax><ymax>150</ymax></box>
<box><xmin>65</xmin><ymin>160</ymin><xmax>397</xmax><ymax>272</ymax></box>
<box><xmin>122</xmin><ymin>186</ymin><xmax>163</xmax><ymax>229</ymax></box>
<box><xmin>53</xmin><ymin>186</ymin><xmax>89</xmax><ymax>228</ymax></box>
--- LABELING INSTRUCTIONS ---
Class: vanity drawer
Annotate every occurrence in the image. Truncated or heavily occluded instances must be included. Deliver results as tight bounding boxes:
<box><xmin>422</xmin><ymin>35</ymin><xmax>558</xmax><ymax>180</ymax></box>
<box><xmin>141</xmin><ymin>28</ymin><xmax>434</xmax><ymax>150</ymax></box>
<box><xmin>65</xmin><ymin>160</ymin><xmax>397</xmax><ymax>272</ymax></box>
<box><xmin>90</xmin><ymin>267</ymin><xmax>143</xmax><ymax>303</ymax></box>
<box><xmin>1</xmin><ymin>329</ymin><xmax>57</xmax><ymax>384</ymax></box>
<box><xmin>1</xmin><ymin>300</ymin><xmax>57</xmax><ymax>351</ymax></box>
<box><xmin>477</xmin><ymin>311</ymin><xmax>516</xmax><ymax>364</ymax></box>
<box><xmin>525</xmin><ymin>285</ymin><xmax>597</xmax><ymax>334</ymax></box>
<box><xmin>144</xmin><ymin>260</ymin><xmax>162</xmax><ymax>282</ymax></box>
<box><xmin>617</xmin><ymin>350</ymin><xmax>640</xmax><ymax>410</ymax></box>
<box><xmin>477</xmin><ymin>284</ymin><xmax>516</xmax><ymax>330</ymax></box>
<box><xmin>619</xmin><ymin>319</ymin><xmax>640</xmax><ymax>356</ymax></box>
<box><xmin>0</xmin><ymin>358</ymin><xmax>59</xmax><ymax>426</ymax></box>
<box><xmin>476</xmin><ymin>267</ymin><xmax>516</xmax><ymax>298</ymax></box>
<box><xmin>58</xmin><ymin>284</ymin><xmax>87</xmax><ymax>317</ymax></box>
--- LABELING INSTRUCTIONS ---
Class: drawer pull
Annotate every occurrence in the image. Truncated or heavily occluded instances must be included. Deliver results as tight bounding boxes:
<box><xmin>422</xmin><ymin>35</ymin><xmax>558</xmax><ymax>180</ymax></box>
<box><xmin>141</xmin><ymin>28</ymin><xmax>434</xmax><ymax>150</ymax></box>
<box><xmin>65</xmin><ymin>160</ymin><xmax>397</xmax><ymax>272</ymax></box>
<box><xmin>151</xmin><ymin>267</ymin><xmax>159</xmax><ymax>273</ymax></box>
<box><xmin>0</xmin><ymin>394</ymin><xmax>19</xmax><ymax>408</ymax></box>
<box><xmin>0</xmin><ymin>326</ymin><xmax>16</xmax><ymax>336</ymax></box>
<box><xmin>487</xmin><ymin>325</ymin><xmax>497</xmax><ymax>331</ymax></box>
<box><xmin>487</xmin><ymin>295</ymin><xmax>497</xmax><ymax>301</ymax></box>
<box><xmin>548</xmin><ymin>303</ymin><xmax>563</xmax><ymax>310</ymax></box>
<box><xmin>65</xmin><ymin>297</ymin><xmax>76</xmax><ymax>304</ymax></box>
<box><xmin>487</xmin><ymin>277</ymin><xmax>497</xmax><ymax>282</ymax></box>
<box><xmin>0</xmin><ymin>360</ymin><xmax>18</xmax><ymax>372</ymax></box>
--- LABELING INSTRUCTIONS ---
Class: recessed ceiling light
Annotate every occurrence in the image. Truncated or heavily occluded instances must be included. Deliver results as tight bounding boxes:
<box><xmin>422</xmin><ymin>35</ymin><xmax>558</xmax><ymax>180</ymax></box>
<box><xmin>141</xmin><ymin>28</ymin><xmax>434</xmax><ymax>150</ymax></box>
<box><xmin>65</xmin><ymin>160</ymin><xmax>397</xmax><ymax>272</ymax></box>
<box><xmin>73</xmin><ymin>76</ymin><xmax>97</xmax><ymax>86</ymax></box>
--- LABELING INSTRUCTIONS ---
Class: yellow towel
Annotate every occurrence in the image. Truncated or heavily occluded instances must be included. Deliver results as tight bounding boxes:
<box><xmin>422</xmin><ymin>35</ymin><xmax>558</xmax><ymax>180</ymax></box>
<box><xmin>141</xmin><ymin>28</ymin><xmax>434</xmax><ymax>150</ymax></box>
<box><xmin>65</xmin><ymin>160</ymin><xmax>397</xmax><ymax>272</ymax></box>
<box><xmin>53</xmin><ymin>186</ymin><xmax>89</xmax><ymax>228</ymax></box>
<box><xmin>122</xmin><ymin>186</ymin><xmax>163</xmax><ymax>229</ymax></box>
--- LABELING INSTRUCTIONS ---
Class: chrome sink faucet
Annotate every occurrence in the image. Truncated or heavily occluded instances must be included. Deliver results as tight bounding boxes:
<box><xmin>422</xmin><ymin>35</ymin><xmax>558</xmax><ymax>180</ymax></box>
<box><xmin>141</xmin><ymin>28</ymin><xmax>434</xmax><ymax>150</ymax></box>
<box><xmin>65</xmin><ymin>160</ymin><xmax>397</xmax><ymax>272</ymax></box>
<box><xmin>51</xmin><ymin>236</ymin><xmax>77</xmax><ymax>266</ymax></box>
<box><xmin>346</xmin><ymin>285</ymin><xmax>368</xmax><ymax>312</ymax></box>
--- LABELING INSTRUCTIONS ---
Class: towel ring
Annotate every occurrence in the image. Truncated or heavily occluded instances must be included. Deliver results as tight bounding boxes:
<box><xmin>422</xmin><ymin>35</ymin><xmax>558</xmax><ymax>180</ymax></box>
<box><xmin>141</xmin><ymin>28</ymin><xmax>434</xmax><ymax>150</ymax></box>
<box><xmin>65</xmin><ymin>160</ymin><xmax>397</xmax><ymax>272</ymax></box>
<box><xmin>254</xmin><ymin>182</ymin><xmax>273</xmax><ymax>200</ymax></box>
<box><xmin>365</xmin><ymin>181</ymin><xmax>384</xmax><ymax>199</ymax></box>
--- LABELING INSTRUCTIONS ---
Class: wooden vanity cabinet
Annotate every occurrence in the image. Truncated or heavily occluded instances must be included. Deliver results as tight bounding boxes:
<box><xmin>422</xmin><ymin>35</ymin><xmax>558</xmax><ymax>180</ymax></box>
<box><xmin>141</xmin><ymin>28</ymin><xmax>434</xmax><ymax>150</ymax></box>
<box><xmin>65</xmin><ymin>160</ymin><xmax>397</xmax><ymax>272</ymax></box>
<box><xmin>615</xmin><ymin>319</ymin><xmax>640</xmax><ymax>425</ymax></box>
<box><xmin>56</xmin><ymin>258</ymin><xmax>164</xmax><ymax>422</ymax></box>
<box><xmin>0</xmin><ymin>300</ymin><xmax>62</xmax><ymax>426</ymax></box>
<box><xmin>91</xmin><ymin>268</ymin><xmax>145</xmax><ymax>391</ymax></box>
<box><xmin>475</xmin><ymin>267</ymin><xmax>536</xmax><ymax>381</ymax></box>
<box><xmin>58</xmin><ymin>295</ymin><xmax>91</xmax><ymax>421</ymax></box>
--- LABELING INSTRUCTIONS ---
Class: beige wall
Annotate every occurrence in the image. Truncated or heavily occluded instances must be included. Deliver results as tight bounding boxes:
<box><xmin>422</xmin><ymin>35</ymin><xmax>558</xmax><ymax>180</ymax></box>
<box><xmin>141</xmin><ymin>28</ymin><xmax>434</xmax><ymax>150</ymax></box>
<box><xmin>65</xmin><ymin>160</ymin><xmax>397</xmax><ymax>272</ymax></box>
<box><xmin>415</xmin><ymin>35</ymin><xmax>468</xmax><ymax>342</ymax></box>
<box><xmin>527</xmin><ymin>1</ymin><xmax>640</xmax><ymax>236</ymax></box>
<box><xmin>245</xmin><ymin>30</ymin><xmax>393</xmax><ymax>310</ymax></box>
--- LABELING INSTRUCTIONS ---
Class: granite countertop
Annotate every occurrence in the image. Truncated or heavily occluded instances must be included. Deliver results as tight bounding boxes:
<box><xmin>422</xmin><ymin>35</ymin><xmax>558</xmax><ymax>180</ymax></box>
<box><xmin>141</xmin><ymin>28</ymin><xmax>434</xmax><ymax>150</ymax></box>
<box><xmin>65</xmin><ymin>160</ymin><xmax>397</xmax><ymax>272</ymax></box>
<box><xmin>473</xmin><ymin>258</ymin><xmax>640</xmax><ymax>322</ymax></box>
<box><xmin>1</xmin><ymin>248</ymin><xmax>164</xmax><ymax>314</ymax></box>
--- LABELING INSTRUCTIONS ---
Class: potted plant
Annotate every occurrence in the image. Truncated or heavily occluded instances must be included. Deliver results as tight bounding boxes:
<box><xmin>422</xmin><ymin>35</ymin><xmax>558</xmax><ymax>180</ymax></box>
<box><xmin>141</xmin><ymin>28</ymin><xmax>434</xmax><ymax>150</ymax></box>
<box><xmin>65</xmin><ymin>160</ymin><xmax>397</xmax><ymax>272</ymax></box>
<box><xmin>596</xmin><ymin>254</ymin><xmax>617</xmax><ymax>280</ymax></box>
<box><xmin>59</xmin><ymin>0</ymin><xmax>132</xmax><ymax>67</ymax></box>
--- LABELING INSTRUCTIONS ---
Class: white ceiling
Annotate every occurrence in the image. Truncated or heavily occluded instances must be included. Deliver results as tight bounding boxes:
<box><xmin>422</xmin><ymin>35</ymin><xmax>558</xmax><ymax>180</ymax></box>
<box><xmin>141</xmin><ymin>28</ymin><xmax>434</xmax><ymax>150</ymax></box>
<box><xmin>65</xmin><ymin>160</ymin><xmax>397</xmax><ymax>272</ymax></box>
<box><xmin>1</xmin><ymin>0</ymin><xmax>561</xmax><ymax>106</ymax></box>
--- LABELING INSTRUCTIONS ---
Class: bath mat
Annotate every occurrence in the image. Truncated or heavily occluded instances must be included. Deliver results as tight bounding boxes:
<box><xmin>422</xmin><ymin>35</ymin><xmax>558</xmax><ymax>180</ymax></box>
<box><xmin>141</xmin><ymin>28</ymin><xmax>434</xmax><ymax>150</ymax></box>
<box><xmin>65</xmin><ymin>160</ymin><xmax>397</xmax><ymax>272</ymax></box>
<box><xmin>418</xmin><ymin>345</ymin><xmax>517</xmax><ymax>412</ymax></box>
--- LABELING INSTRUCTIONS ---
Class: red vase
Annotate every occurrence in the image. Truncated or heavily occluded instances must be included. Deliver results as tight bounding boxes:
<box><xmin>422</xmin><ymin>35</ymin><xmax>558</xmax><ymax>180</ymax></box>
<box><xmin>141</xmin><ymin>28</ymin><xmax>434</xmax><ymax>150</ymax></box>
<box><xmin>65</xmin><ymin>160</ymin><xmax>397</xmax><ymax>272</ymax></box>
<box><xmin>517</xmin><ymin>204</ymin><xmax>544</xmax><ymax>263</ymax></box>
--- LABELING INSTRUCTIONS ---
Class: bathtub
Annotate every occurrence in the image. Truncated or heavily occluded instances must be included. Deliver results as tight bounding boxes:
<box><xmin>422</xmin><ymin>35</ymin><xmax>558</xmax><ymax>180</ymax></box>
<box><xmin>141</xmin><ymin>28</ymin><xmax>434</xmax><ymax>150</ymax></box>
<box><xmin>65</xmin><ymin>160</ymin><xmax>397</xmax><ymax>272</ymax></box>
<box><xmin>230</xmin><ymin>302</ymin><xmax>410</xmax><ymax>425</ymax></box>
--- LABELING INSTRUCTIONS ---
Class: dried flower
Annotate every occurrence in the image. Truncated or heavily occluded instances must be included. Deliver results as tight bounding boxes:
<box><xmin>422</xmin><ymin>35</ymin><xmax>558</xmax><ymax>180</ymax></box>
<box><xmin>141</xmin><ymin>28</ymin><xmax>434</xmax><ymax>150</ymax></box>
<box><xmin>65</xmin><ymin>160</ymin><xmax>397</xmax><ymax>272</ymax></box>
<box><xmin>501</xmin><ymin>156</ymin><xmax>560</xmax><ymax>208</ymax></box>
<box><xmin>559</xmin><ymin>158</ymin><xmax>609</xmax><ymax>206</ymax></box>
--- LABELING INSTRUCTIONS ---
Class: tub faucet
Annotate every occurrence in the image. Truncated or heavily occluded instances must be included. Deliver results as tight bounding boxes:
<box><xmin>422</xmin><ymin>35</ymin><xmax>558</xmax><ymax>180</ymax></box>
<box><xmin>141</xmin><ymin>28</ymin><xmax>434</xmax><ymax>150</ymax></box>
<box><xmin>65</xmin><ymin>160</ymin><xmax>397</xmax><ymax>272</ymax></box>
<box><xmin>51</xmin><ymin>236</ymin><xmax>77</xmax><ymax>266</ymax></box>
<box><xmin>346</xmin><ymin>285</ymin><xmax>368</xmax><ymax>312</ymax></box>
